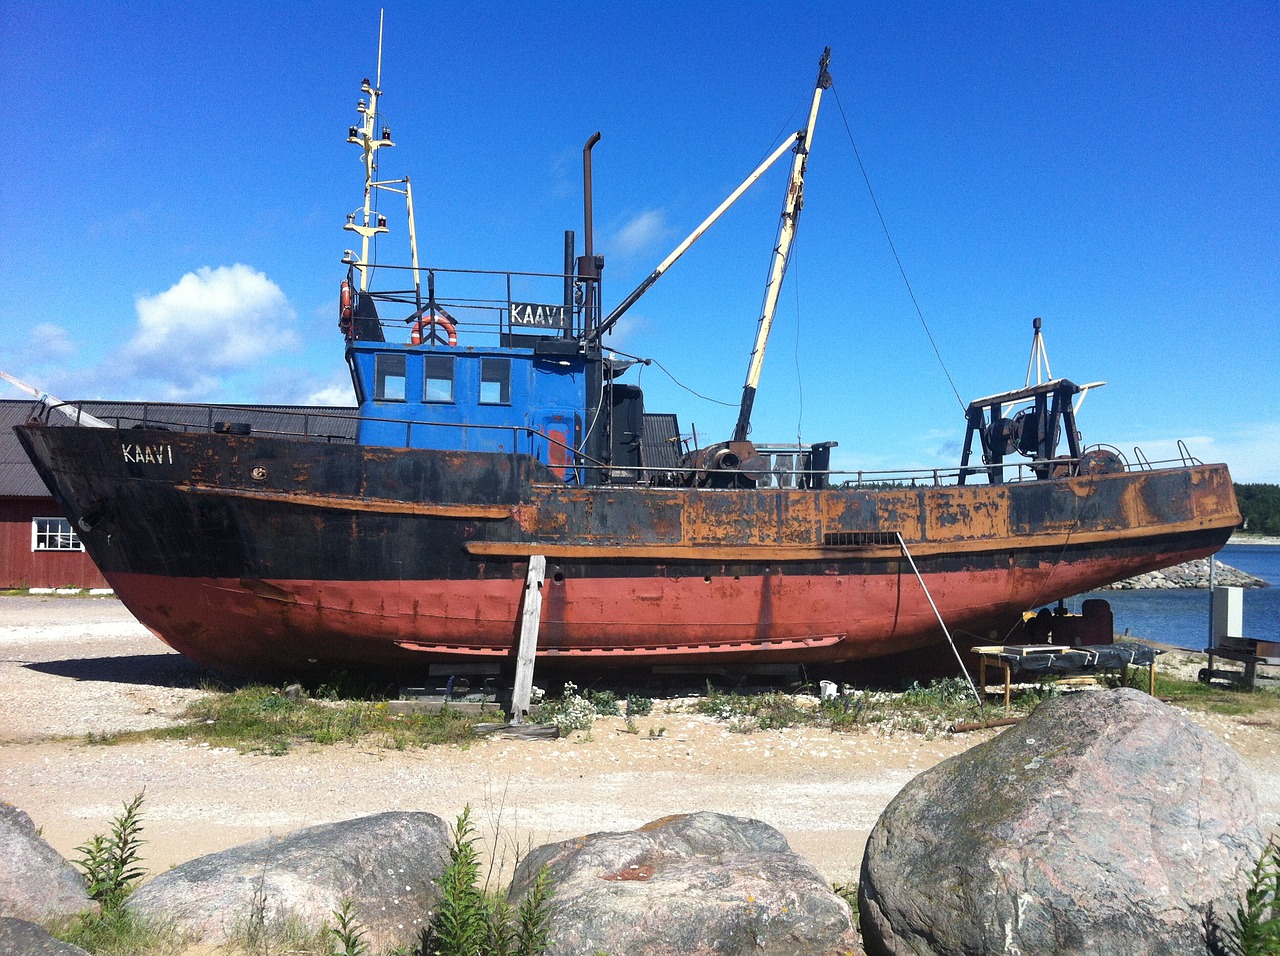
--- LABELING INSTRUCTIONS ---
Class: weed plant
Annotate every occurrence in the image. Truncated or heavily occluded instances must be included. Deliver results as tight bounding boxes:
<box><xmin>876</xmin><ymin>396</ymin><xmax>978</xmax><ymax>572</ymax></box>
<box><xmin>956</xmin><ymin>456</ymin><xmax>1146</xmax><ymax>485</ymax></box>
<box><xmin>327</xmin><ymin>898</ymin><xmax>370</xmax><ymax>956</ymax></box>
<box><xmin>75</xmin><ymin>792</ymin><xmax>146</xmax><ymax>909</ymax></box>
<box><xmin>1211</xmin><ymin>837</ymin><xmax>1280</xmax><ymax>956</ymax></box>
<box><xmin>55</xmin><ymin>792</ymin><xmax>188</xmax><ymax>955</ymax></box>
<box><xmin>587</xmin><ymin>690</ymin><xmax>620</xmax><ymax>716</ymax></box>
<box><xmin>625</xmin><ymin>694</ymin><xmax>654</xmax><ymax>717</ymax></box>
<box><xmin>831</xmin><ymin>881</ymin><xmax>859</xmax><ymax>922</ymax></box>
<box><xmin>531</xmin><ymin>682</ymin><xmax>598</xmax><ymax>733</ymax></box>
<box><xmin>694</xmin><ymin>678</ymin><xmax>1010</xmax><ymax>736</ymax></box>
<box><xmin>420</xmin><ymin>807</ymin><xmax>554</xmax><ymax>956</ymax></box>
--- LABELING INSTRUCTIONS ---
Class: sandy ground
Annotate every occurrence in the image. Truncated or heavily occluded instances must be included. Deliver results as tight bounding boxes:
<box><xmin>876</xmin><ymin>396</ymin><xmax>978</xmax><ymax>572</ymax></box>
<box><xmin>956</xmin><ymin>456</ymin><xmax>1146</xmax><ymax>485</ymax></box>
<box><xmin>1</xmin><ymin>595</ymin><xmax>1277</xmax><ymax>893</ymax></box>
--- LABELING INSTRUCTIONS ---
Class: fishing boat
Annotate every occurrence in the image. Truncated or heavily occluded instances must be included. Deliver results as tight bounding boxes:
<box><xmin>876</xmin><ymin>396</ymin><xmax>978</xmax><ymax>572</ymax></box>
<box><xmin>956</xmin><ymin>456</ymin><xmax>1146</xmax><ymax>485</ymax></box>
<box><xmin>15</xmin><ymin>48</ymin><xmax>1239</xmax><ymax>675</ymax></box>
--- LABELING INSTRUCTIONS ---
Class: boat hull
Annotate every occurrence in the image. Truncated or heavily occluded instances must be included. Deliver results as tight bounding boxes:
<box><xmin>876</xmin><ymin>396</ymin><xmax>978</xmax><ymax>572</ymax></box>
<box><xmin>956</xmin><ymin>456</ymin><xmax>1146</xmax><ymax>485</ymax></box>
<box><xmin>16</xmin><ymin>423</ymin><xmax>1239</xmax><ymax>673</ymax></box>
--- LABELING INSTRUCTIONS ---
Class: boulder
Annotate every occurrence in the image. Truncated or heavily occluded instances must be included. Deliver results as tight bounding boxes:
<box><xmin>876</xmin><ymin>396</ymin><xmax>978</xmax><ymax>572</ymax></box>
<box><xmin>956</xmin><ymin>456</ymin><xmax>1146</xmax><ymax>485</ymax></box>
<box><xmin>0</xmin><ymin>917</ymin><xmax>91</xmax><ymax>956</ymax></box>
<box><xmin>859</xmin><ymin>688</ymin><xmax>1264</xmax><ymax>956</ymax></box>
<box><xmin>126</xmin><ymin>811</ymin><xmax>449</xmax><ymax>948</ymax></box>
<box><xmin>0</xmin><ymin>802</ymin><xmax>94</xmax><ymax>922</ymax></box>
<box><xmin>509</xmin><ymin>811</ymin><xmax>860</xmax><ymax>956</ymax></box>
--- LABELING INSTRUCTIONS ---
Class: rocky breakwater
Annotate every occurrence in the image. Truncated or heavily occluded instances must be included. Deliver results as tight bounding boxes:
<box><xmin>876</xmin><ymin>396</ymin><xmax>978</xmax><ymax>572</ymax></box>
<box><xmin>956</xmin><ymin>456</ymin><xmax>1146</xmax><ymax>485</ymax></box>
<box><xmin>1103</xmin><ymin>556</ymin><xmax>1268</xmax><ymax>590</ymax></box>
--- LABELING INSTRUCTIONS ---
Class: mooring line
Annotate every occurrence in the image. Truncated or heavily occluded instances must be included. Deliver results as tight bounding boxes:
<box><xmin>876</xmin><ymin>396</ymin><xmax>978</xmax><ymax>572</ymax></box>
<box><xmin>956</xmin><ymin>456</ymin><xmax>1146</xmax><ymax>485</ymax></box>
<box><xmin>896</xmin><ymin>532</ymin><xmax>983</xmax><ymax>706</ymax></box>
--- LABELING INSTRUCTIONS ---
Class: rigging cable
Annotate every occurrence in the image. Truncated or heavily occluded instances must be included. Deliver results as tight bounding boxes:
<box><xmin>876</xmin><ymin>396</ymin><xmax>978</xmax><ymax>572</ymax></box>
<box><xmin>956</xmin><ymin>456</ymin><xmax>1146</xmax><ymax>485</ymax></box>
<box><xmin>830</xmin><ymin>84</ymin><xmax>965</xmax><ymax>413</ymax></box>
<box><xmin>791</xmin><ymin>238</ymin><xmax>804</xmax><ymax>446</ymax></box>
<box><xmin>606</xmin><ymin>347</ymin><xmax>736</xmax><ymax>407</ymax></box>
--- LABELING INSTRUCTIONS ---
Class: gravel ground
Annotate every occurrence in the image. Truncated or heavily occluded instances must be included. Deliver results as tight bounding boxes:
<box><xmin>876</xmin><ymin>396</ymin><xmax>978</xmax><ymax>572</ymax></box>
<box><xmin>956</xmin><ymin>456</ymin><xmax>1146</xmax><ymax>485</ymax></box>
<box><xmin>1</xmin><ymin>595</ymin><xmax>1276</xmax><ymax>891</ymax></box>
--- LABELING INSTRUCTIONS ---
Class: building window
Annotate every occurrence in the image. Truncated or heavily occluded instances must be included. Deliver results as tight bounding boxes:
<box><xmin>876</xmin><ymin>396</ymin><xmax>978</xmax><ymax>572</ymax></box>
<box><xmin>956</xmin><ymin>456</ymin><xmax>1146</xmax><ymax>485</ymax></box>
<box><xmin>480</xmin><ymin>358</ymin><xmax>511</xmax><ymax>405</ymax></box>
<box><xmin>32</xmin><ymin>517</ymin><xmax>84</xmax><ymax>552</ymax></box>
<box><xmin>375</xmin><ymin>353</ymin><xmax>407</xmax><ymax>402</ymax></box>
<box><xmin>424</xmin><ymin>354</ymin><xmax>455</xmax><ymax>403</ymax></box>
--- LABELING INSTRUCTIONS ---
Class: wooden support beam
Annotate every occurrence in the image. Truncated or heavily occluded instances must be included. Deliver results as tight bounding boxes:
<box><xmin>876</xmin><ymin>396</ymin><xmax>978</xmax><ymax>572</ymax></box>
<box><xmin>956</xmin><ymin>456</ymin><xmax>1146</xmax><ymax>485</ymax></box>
<box><xmin>510</xmin><ymin>555</ymin><xmax>546</xmax><ymax>724</ymax></box>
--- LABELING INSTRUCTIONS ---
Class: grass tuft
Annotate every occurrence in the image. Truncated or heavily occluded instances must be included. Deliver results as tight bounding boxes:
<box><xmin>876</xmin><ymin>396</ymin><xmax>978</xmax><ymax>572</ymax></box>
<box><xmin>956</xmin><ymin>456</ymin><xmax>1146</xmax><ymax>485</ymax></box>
<box><xmin>115</xmin><ymin>684</ymin><xmax>478</xmax><ymax>754</ymax></box>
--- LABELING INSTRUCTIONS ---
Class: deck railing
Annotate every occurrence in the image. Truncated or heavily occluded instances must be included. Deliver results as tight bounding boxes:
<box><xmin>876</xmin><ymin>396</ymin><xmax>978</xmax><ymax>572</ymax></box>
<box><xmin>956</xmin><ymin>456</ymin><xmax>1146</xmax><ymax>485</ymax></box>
<box><xmin>27</xmin><ymin>399</ymin><xmax>1204</xmax><ymax>488</ymax></box>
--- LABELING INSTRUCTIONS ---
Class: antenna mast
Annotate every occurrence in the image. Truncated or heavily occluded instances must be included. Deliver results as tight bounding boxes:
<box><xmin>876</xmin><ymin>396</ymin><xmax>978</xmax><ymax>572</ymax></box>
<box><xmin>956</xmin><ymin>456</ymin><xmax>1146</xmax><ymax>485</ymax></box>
<box><xmin>342</xmin><ymin>11</ymin><xmax>421</xmax><ymax>309</ymax></box>
<box><xmin>376</xmin><ymin>8</ymin><xmax>384</xmax><ymax>88</ymax></box>
<box><xmin>1025</xmin><ymin>316</ymin><xmax>1052</xmax><ymax>386</ymax></box>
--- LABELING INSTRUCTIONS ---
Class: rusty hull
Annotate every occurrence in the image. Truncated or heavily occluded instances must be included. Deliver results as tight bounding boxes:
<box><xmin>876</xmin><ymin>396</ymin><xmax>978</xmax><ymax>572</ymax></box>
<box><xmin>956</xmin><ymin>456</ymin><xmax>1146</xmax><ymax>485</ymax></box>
<box><xmin>15</xmin><ymin>423</ymin><xmax>1239</xmax><ymax>672</ymax></box>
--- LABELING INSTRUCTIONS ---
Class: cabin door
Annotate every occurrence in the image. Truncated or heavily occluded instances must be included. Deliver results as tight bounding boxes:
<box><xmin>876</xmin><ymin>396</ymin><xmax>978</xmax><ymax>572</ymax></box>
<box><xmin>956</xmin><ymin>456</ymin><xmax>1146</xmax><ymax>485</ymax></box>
<box><xmin>534</xmin><ymin>411</ymin><xmax>581</xmax><ymax>483</ymax></box>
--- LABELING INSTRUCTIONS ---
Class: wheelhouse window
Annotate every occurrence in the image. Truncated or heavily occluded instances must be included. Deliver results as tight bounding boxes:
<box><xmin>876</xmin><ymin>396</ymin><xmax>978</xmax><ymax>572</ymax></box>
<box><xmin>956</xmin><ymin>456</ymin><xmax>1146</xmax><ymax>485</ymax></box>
<box><xmin>480</xmin><ymin>358</ymin><xmax>511</xmax><ymax>405</ymax></box>
<box><xmin>32</xmin><ymin>517</ymin><xmax>83</xmax><ymax>552</ymax></box>
<box><xmin>374</xmin><ymin>353</ymin><xmax>407</xmax><ymax>402</ymax></box>
<box><xmin>423</xmin><ymin>354</ymin><xmax>455</xmax><ymax>403</ymax></box>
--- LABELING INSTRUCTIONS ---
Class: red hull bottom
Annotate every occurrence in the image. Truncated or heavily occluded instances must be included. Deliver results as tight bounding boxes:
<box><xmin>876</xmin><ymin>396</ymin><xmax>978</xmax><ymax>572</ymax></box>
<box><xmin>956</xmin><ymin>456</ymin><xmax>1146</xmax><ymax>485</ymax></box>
<box><xmin>109</xmin><ymin>539</ymin><xmax>1215</xmax><ymax>673</ymax></box>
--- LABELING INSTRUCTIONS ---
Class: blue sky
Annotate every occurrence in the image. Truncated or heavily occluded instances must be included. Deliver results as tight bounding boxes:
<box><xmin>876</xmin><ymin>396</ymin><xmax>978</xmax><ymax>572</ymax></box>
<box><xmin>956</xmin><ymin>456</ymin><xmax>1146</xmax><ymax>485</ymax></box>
<box><xmin>3</xmin><ymin>2</ymin><xmax>1277</xmax><ymax>482</ymax></box>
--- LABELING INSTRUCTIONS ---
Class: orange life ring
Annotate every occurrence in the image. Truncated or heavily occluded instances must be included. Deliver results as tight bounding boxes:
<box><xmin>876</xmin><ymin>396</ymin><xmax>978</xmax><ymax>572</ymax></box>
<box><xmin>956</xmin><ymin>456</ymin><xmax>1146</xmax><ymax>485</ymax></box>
<box><xmin>339</xmin><ymin>279</ymin><xmax>353</xmax><ymax>321</ymax></box>
<box><xmin>411</xmin><ymin>311</ymin><xmax>458</xmax><ymax>347</ymax></box>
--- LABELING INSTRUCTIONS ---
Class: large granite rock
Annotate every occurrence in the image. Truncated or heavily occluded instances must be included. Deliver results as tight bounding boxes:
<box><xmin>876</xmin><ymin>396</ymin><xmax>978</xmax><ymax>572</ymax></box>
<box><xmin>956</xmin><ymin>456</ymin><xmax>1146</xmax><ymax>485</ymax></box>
<box><xmin>126</xmin><ymin>811</ymin><xmax>449</xmax><ymax>948</ymax></box>
<box><xmin>0</xmin><ymin>917</ymin><xmax>91</xmax><ymax>955</ymax></box>
<box><xmin>0</xmin><ymin>803</ymin><xmax>94</xmax><ymax>923</ymax></box>
<box><xmin>859</xmin><ymin>689</ymin><xmax>1264</xmax><ymax>956</ymax></box>
<box><xmin>509</xmin><ymin>811</ymin><xmax>860</xmax><ymax>956</ymax></box>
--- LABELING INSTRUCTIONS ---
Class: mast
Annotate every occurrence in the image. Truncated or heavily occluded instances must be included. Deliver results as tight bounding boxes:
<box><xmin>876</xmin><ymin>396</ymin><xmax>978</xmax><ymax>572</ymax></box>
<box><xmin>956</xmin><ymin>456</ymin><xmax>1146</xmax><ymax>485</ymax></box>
<box><xmin>342</xmin><ymin>9</ymin><xmax>422</xmax><ymax>310</ymax></box>
<box><xmin>344</xmin><ymin>13</ymin><xmax>391</xmax><ymax>292</ymax></box>
<box><xmin>732</xmin><ymin>47</ymin><xmax>831</xmax><ymax>443</ymax></box>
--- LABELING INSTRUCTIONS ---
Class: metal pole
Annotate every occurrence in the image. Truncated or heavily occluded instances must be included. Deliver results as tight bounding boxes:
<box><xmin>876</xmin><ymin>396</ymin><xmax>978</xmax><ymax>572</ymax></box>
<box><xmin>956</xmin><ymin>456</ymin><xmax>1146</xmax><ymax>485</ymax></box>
<box><xmin>1208</xmin><ymin>553</ymin><xmax>1216</xmax><ymax>650</ymax></box>
<box><xmin>580</xmin><ymin>132</ymin><xmax>602</xmax><ymax>333</ymax></box>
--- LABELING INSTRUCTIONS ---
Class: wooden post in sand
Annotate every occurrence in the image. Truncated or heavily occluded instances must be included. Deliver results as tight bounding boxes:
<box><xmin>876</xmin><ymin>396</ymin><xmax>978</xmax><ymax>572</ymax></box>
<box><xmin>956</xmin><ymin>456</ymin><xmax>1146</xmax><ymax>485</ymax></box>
<box><xmin>510</xmin><ymin>555</ymin><xmax>546</xmax><ymax>724</ymax></box>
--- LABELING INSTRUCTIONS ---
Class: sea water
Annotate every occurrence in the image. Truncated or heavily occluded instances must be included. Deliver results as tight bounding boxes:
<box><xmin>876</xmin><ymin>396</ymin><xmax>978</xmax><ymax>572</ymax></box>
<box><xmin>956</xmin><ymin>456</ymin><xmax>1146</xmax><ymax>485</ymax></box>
<box><xmin>1066</xmin><ymin>544</ymin><xmax>1280</xmax><ymax>651</ymax></box>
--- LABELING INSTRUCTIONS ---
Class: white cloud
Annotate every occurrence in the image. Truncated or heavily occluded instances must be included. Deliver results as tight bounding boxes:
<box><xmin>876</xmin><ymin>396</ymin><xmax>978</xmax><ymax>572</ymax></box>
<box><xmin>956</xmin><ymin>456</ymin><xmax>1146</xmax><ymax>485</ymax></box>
<box><xmin>129</xmin><ymin>264</ymin><xmax>298</xmax><ymax>369</ymax></box>
<box><xmin>304</xmin><ymin>380</ymin><xmax>357</xmax><ymax>406</ymax></box>
<box><xmin>611</xmin><ymin>209</ymin><xmax>667</xmax><ymax>258</ymax></box>
<box><xmin>598</xmin><ymin>313</ymin><xmax>650</xmax><ymax>352</ymax></box>
<box><xmin>1108</xmin><ymin>424</ymin><xmax>1280</xmax><ymax>484</ymax></box>
<box><xmin>95</xmin><ymin>264</ymin><xmax>301</xmax><ymax>401</ymax></box>
<box><xmin>1</xmin><ymin>323</ymin><xmax>77</xmax><ymax>388</ymax></box>
<box><xmin>28</xmin><ymin>322</ymin><xmax>75</xmax><ymax>361</ymax></box>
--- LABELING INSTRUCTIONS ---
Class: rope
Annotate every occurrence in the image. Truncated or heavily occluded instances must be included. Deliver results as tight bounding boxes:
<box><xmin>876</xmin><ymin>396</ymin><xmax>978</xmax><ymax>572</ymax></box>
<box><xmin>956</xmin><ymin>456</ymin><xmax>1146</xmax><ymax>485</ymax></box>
<box><xmin>831</xmin><ymin>84</ymin><xmax>965</xmax><ymax>412</ymax></box>
<box><xmin>895</xmin><ymin>533</ymin><xmax>983</xmax><ymax>706</ymax></box>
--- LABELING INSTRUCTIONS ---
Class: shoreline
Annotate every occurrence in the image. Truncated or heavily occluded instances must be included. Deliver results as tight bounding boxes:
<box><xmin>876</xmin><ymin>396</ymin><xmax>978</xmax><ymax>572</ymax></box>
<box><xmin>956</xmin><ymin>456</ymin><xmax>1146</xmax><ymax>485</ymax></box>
<box><xmin>1230</xmin><ymin>534</ymin><xmax>1280</xmax><ymax>547</ymax></box>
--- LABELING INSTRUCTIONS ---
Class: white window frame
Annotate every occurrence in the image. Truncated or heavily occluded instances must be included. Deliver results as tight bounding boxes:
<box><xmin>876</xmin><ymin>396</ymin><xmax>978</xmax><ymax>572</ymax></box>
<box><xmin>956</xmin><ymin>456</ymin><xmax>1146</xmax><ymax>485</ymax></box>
<box><xmin>32</xmin><ymin>517</ymin><xmax>84</xmax><ymax>552</ymax></box>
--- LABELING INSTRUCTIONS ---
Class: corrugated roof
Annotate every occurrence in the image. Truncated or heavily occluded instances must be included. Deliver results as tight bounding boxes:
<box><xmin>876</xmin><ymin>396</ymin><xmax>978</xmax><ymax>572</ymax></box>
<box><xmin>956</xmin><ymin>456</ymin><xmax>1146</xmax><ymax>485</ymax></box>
<box><xmin>0</xmin><ymin>402</ymin><xmax>53</xmax><ymax>496</ymax></box>
<box><xmin>1</xmin><ymin>400</ymin><xmax>358</xmax><ymax>498</ymax></box>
